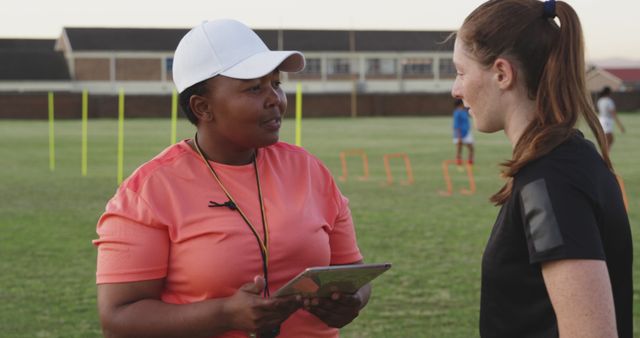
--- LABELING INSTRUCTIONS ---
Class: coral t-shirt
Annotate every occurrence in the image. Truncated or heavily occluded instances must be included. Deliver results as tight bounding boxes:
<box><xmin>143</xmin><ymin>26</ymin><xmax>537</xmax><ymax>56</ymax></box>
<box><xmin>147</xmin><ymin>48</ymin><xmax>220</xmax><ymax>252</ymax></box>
<box><xmin>94</xmin><ymin>141</ymin><xmax>363</xmax><ymax>337</ymax></box>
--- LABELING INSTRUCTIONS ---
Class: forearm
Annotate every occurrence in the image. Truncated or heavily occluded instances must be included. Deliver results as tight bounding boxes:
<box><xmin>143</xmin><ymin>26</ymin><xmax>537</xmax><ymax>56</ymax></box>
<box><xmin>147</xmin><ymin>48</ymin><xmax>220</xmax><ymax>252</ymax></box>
<box><xmin>102</xmin><ymin>297</ymin><xmax>230</xmax><ymax>338</ymax></box>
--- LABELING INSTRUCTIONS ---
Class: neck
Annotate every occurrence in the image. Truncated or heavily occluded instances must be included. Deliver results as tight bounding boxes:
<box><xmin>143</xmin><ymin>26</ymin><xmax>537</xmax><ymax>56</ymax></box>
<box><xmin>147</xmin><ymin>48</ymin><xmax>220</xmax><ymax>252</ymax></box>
<box><xmin>503</xmin><ymin>93</ymin><xmax>537</xmax><ymax>149</ymax></box>
<box><xmin>193</xmin><ymin>132</ymin><xmax>256</xmax><ymax>165</ymax></box>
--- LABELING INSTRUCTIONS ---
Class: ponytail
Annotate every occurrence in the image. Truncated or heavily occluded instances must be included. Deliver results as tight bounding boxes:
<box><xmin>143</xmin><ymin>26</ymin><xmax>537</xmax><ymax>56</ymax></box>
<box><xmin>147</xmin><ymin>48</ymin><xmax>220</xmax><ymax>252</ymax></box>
<box><xmin>459</xmin><ymin>0</ymin><xmax>612</xmax><ymax>205</ymax></box>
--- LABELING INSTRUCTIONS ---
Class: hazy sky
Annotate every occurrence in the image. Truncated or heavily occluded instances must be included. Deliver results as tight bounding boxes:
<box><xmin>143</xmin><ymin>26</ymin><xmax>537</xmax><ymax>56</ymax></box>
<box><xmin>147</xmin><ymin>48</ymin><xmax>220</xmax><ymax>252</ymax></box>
<box><xmin>2</xmin><ymin>0</ymin><xmax>639</xmax><ymax>62</ymax></box>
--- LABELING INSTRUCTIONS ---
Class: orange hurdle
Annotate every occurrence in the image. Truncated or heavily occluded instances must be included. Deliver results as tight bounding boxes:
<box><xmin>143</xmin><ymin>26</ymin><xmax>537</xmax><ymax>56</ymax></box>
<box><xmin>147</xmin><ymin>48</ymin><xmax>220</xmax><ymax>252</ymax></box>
<box><xmin>439</xmin><ymin>159</ymin><xmax>476</xmax><ymax>196</ymax></box>
<box><xmin>616</xmin><ymin>175</ymin><xmax>629</xmax><ymax>211</ymax></box>
<box><xmin>338</xmin><ymin>149</ymin><xmax>370</xmax><ymax>182</ymax></box>
<box><xmin>383</xmin><ymin>153</ymin><xmax>414</xmax><ymax>185</ymax></box>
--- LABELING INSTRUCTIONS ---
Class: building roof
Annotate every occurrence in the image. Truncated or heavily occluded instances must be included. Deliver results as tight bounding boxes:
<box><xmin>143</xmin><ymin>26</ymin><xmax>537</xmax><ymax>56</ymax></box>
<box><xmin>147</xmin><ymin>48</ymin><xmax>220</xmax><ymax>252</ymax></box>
<box><xmin>603</xmin><ymin>68</ymin><xmax>640</xmax><ymax>82</ymax></box>
<box><xmin>0</xmin><ymin>50</ymin><xmax>70</xmax><ymax>80</ymax></box>
<box><xmin>63</xmin><ymin>28</ymin><xmax>189</xmax><ymax>52</ymax></box>
<box><xmin>282</xmin><ymin>30</ymin><xmax>350</xmax><ymax>51</ymax></box>
<box><xmin>0</xmin><ymin>39</ymin><xmax>56</xmax><ymax>51</ymax></box>
<box><xmin>586</xmin><ymin>67</ymin><xmax>622</xmax><ymax>92</ymax></box>
<box><xmin>281</xmin><ymin>30</ymin><xmax>454</xmax><ymax>52</ymax></box>
<box><xmin>355</xmin><ymin>30</ymin><xmax>454</xmax><ymax>52</ymax></box>
<box><xmin>61</xmin><ymin>27</ymin><xmax>455</xmax><ymax>53</ymax></box>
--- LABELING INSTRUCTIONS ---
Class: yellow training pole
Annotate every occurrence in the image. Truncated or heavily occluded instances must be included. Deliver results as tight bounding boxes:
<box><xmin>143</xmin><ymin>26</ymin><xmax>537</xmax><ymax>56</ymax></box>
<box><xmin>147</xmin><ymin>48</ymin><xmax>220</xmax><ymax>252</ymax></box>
<box><xmin>295</xmin><ymin>83</ymin><xmax>302</xmax><ymax>146</ymax></box>
<box><xmin>81</xmin><ymin>90</ymin><xmax>88</xmax><ymax>176</ymax></box>
<box><xmin>350</xmin><ymin>80</ymin><xmax>357</xmax><ymax>118</ymax></box>
<box><xmin>48</xmin><ymin>92</ymin><xmax>55</xmax><ymax>171</ymax></box>
<box><xmin>117</xmin><ymin>88</ymin><xmax>125</xmax><ymax>184</ymax></box>
<box><xmin>171</xmin><ymin>89</ymin><xmax>178</xmax><ymax>144</ymax></box>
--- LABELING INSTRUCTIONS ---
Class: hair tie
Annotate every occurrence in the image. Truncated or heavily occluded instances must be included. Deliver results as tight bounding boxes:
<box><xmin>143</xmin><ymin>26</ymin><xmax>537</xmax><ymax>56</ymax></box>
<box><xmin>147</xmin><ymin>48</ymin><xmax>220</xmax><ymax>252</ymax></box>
<box><xmin>543</xmin><ymin>0</ymin><xmax>556</xmax><ymax>19</ymax></box>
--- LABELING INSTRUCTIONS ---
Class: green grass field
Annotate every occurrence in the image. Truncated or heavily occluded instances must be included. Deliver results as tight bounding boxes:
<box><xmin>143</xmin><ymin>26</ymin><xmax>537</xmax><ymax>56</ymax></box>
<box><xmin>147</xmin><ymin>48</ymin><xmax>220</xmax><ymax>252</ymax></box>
<box><xmin>1</xmin><ymin>114</ymin><xmax>638</xmax><ymax>337</ymax></box>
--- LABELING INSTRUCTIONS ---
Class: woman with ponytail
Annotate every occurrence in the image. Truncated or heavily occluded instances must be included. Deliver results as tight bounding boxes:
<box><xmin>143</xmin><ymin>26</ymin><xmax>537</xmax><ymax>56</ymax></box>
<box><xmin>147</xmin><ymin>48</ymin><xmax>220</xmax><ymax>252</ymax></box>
<box><xmin>451</xmin><ymin>0</ymin><xmax>632</xmax><ymax>337</ymax></box>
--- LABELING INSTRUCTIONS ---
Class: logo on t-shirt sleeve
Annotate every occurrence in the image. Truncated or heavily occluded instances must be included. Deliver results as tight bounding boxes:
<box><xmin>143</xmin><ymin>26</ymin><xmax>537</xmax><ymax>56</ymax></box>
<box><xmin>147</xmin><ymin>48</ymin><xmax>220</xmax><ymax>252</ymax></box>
<box><xmin>520</xmin><ymin>179</ymin><xmax>564</xmax><ymax>253</ymax></box>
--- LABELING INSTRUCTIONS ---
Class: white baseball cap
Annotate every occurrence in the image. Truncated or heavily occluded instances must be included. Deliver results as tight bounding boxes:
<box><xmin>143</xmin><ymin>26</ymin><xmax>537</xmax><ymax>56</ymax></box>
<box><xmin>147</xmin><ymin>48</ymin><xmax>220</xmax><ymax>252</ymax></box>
<box><xmin>172</xmin><ymin>19</ymin><xmax>305</xmax><ymax>93</ymax></box>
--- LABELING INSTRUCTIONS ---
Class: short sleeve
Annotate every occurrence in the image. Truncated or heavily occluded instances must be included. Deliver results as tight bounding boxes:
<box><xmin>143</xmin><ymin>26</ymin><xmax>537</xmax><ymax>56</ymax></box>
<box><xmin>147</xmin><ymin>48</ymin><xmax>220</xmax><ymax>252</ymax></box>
<box><xmin>519</xmin><ymin>177</ymin><xmax>605</xmax><ymax>264</ymax></box>
<box><xmin>326</xmin><ymin>176</ymin><xmax>363</xmax><ymax>265</ymax></box>
<box><xmin>93</xmin><ymin>186</ymin><xmax>170</xmax><ymax>284</ymax></box>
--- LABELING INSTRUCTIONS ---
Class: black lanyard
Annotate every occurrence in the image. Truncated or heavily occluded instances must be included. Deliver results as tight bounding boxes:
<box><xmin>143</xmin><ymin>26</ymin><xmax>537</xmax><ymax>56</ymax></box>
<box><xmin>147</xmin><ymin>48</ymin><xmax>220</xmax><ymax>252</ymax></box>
<box><xmin>193</xmin><ymin>133</ymin><xmax>271</xmax><ymax>297</ymax></box>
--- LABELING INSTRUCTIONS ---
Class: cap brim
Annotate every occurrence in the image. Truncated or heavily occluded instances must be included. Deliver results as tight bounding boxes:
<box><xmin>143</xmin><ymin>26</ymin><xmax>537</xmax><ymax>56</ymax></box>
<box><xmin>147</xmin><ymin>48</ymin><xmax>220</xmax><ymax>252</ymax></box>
<box><xmin>220</xmin><ymin>51</ymin><xmax>305</xmax><ymax>79</ymax></box>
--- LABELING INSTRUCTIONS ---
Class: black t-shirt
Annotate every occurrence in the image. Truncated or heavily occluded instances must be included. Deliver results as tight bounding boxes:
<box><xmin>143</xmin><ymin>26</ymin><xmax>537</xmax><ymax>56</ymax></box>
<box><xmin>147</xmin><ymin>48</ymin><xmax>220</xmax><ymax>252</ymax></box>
<box><xmin>480</xmin><ymin>131</ymin><xmax>633</xmax><ymax>338</ymax></box>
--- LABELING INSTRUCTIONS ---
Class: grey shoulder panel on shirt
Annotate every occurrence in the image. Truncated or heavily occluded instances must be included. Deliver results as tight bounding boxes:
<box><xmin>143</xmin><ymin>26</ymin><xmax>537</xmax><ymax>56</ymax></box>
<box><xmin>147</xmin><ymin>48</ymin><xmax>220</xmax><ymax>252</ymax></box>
<box><xmin>520</xmin><ymin>178</ymin><xmax>564</xmax><ymax>253</ymax></box>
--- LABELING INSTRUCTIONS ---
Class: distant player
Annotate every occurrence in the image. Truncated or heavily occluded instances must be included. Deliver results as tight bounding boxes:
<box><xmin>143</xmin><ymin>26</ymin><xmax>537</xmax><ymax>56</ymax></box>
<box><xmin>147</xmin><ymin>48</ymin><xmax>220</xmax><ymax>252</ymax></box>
<box><xmin>452</xmin><ymin>98</ymin><xmax>474</xmax><ymax>165</ymax></box>
<box><xmin>597</xmin><ymin>86</ymin><xmax>625</xmax><ymax>151</ymax></box>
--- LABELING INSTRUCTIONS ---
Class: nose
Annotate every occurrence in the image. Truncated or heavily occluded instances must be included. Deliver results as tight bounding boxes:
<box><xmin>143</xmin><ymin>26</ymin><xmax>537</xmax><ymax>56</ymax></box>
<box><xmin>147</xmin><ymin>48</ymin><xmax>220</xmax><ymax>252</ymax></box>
<box><xmin>451</xmin><ymin>78</ymin><xmax>462</xmax><ymax>99</ymax></box>
<box><xmin>265</xmin><ymin>85</ymin><xmax>284</xmax><ymax>109</ymax></box>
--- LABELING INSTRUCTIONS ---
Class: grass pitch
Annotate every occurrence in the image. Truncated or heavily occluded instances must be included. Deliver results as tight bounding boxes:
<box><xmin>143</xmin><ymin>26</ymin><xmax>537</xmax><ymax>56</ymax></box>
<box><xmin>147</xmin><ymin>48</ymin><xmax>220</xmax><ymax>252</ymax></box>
<box><xmin>0</xmin><ymin>114</ymin><xmax>638</xmax><ymax>337</ymax></box>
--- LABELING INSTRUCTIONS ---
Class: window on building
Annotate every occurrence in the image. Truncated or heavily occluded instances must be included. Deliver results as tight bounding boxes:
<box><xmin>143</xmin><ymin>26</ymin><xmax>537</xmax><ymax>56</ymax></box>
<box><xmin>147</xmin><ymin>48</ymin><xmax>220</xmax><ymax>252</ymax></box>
<box><xmin>289</xmin><ymin>57</ymin><xmax>321</xmax><ymax>79</ymax></box>
<box><xmin>439</xmin><ymin>58</ymin><xmax>456</xmax><ymax>79</ymax></box>
<box><xmin>166</xmin><ymin>57</ymin><xmax>174</xmax><ymax>81</ymax></box>
<box><xmin>327</xmin><ymin>58</ymin><xmax>352</xmax><ymax>76</ymax></box>
<box><xmin>300</xmin><ymin>58</ymin><xmax>321</xmax><ymax>75</ymax></box>
<box><xmin>166</xmin><ymin>57</ymin><xmax>173</xmax><ymax>71</ymax></box>
<box><xmin>366</xmin><ymin>58</ymin><xmax>396</xmax><ymax>78</ymax></box>
<box><xmin>401</xmin><ymin>58</ymin><xmax>433</xmax><ymax>78</ymax></box>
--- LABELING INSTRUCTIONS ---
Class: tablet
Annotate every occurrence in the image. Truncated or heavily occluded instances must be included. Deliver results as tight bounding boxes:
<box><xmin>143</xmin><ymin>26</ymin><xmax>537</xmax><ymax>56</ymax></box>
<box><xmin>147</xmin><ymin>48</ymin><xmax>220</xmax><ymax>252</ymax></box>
<box><xmin>273</xmin><ymin>263</ymin><xmax>392</xmax><ymax>298</ymax></box>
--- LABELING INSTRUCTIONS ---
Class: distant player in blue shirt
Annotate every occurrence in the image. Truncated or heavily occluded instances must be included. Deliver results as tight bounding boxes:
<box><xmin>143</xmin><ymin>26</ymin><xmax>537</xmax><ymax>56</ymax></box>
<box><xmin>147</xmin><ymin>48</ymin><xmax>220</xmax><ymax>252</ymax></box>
<box><xmin>452</xmin><ymin>98</ymin><xmax>474</xmax><ymax>165</ymax></box>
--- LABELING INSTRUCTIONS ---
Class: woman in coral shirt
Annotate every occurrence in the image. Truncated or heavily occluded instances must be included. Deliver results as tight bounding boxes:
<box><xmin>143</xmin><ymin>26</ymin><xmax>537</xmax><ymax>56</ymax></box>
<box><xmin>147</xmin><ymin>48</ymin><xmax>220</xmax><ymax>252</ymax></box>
<box><xmin>94</xmin><ymin>19</ymin><xmax>370</xmax><ymax>338</ymax></box>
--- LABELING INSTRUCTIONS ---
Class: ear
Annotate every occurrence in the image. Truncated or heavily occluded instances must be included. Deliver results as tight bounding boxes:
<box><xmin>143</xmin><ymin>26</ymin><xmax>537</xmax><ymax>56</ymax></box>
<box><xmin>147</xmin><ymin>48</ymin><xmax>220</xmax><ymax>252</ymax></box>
<box><xmin>492</xmin><ymin>57</ymin><xmax>516</xmax><ymax>90</ymax></box>
<box><xmin>189</xmin><ymin>94</ymin><xmax>214</xmax><ymax>122</ymax></box>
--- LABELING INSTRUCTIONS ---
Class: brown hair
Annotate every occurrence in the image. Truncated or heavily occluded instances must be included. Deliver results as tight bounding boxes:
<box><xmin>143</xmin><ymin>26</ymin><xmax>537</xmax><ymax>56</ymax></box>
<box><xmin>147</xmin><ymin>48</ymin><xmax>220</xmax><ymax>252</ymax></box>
<box><xmin>458</xmin><ymin>0</ymin><xmax>612</xmax><ymax>205</ymax></box>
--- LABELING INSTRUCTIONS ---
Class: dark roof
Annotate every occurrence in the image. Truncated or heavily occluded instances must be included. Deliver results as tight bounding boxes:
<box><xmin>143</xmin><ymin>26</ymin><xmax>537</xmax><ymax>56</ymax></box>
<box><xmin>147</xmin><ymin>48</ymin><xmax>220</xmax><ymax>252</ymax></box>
<box><xmin>0</xmin><ymin>39</ymin><xmax>56</xmax><ymax>51</ymax></box>
<box><xmin>64</xmin><ymin>28</ymin><xmax>189</xmax><ymax>51</ymax></box>
<box><xmin>63</xmin><ymin>27</ymin><xmax>455</xmax><ymax>53</ymax></box>
<box><xmin>0</xmin><ymin>51</ymin><xmax>70</xmax><ymax>80</ymax></box>
<box><xmin>604</xmin><ymin>68</ymin><xmax>640</xmax><ymax>82</ymax></box>
<box><xmin>254</xmin><ymin>30</ymin><xmax>279</xmax><ymax>50</ymax></box>
<box><xmin>65</xmin><ymin>27</ymin><xmax>285</xmax><ymax>52</ymax></box>
<box><xmin>280</xmin><ymin>30</ymin><xmax>454</xmax><ymax>52</ymax></box>
<box><xmin>283</xmin><ymin>30</ymin><xmax>351</xmax><ymax>51</ymax></box>
<box><xmin>355</xmin><ymin>31</ymin><xmax>454</xmax><ymax>51</ymax></box>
